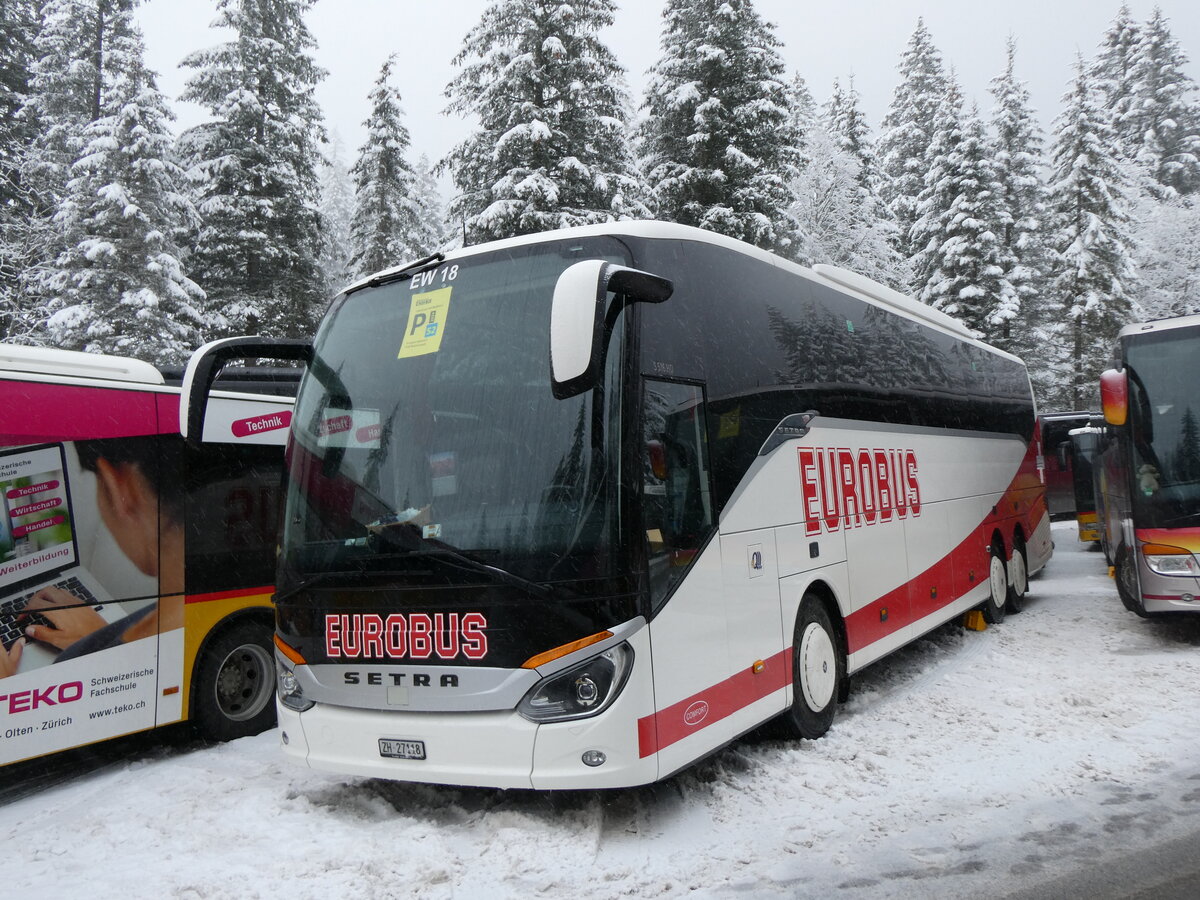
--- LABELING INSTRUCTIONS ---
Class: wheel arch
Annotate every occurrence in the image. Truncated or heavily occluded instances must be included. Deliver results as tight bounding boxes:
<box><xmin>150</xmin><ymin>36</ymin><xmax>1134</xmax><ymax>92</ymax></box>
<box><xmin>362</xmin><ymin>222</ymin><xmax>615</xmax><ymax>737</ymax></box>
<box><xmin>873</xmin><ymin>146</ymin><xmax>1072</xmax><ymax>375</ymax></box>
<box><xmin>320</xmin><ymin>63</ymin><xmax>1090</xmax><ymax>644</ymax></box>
<box><xmin>186</xmin><ymin>606</ymin><xmax>275</xmax><ymax>720</ymax></box>
<box><xmin>793</xmin><ymin>578</ymin><xmax>849</xmax><ymax>673</ymax></box>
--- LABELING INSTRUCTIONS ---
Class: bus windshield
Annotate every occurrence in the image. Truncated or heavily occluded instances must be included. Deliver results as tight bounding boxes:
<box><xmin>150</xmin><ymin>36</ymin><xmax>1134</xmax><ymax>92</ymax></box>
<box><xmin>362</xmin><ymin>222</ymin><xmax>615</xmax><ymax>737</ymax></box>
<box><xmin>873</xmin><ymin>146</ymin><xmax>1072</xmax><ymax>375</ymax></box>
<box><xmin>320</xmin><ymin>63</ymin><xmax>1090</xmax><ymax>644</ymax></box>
<box><xmin>281</xmin><ymin>238</ymin><xmax>632</xmax><ymax>587</ymax></box>
<box><xmin>1127</xmin><ymin>330</ymin><xmax>1200</xmax><ymax>528</ymax></box>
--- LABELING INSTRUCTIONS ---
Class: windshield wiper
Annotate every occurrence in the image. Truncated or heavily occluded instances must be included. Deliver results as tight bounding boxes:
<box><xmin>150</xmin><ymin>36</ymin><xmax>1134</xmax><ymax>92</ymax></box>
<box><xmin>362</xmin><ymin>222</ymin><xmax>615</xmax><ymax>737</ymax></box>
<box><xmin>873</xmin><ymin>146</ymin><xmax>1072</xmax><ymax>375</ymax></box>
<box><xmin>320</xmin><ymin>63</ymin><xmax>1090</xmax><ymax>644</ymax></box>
<box><xmin>356</xmin><ymin>253</ymin><xmax>446</xmax><ymax>291</ymax></box>
<box><xmin>274</xmin><ymin>568</ymin><xmax>377</xmax><ymax>604</ymax></box>
<box><xmin>388</xmin><ymin>546</ymin><xmax>555</xmax><ymax>601</ymax></box>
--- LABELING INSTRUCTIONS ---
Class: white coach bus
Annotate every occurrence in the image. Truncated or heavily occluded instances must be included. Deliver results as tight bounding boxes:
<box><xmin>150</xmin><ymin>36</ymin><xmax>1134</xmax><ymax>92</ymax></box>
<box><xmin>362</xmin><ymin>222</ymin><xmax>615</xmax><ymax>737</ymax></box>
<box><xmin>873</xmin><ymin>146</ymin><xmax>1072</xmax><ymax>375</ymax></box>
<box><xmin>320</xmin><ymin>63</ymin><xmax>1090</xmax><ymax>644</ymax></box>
<box><xmin>198</xmin><ymin>222</ymin><xmax>1051</xmax><ymax>789</ymax></box>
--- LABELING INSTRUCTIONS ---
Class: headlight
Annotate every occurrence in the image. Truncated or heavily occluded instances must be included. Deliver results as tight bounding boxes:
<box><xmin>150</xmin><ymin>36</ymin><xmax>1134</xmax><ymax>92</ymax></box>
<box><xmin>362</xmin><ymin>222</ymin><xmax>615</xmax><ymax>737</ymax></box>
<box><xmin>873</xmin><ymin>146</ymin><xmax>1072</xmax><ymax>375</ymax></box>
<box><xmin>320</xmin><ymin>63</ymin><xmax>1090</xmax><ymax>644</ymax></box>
<box><xmin>517</xmin><ymin>643</ymin><xmax>633</xmax><ymax>723</ymax></box>
<box><xmin>1142</xmin><ymin>543</ymin><xmax>1200</xmax><ymax>577</ymax></box>
<box><xmin>276</xmin><ymin>661</ymin><xmax>315</xmax><ymax>712</ymax></box>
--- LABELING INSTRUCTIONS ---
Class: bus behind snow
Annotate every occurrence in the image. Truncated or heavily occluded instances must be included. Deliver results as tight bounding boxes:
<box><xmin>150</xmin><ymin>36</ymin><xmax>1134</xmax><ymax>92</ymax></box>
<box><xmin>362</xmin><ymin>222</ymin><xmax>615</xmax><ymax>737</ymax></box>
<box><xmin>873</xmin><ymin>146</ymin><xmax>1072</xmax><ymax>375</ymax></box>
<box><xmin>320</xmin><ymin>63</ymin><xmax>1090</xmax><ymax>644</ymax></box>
<box><xmin>0</xmin><ymin>340</ymin><xmax>302</xmax><ymax>766</ymax></box>
<box><xmin>188</xmin><ymin>222</ymin><xmax>1051</xmax><ymax>789</ymax></box>
<box><xmin>1098</xmin><ymin>314</ymin><xmax>1200</xmax><ymax>617</ymax></box>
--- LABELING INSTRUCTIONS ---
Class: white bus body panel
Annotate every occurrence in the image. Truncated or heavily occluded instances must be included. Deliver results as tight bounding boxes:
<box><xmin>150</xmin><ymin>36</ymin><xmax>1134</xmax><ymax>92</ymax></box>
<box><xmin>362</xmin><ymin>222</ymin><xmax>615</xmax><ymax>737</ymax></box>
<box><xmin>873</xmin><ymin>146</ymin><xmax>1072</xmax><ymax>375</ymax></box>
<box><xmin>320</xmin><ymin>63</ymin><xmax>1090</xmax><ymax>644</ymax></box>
<box><xmin>280</xmin><ymin>627</ymin><xmax>660</xmax><ymax>789</ymax></box>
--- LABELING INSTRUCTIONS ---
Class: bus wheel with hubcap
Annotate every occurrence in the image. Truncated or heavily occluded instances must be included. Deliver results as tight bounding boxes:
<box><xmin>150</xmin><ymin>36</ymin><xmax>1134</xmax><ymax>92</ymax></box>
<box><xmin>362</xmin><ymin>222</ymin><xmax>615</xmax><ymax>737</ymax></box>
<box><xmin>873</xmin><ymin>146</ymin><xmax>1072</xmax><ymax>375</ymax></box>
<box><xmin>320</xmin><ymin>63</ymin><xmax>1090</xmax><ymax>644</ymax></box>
<box><xmin>1005</xmin><ymin>536</ymin><xmax>1029</xmax><ymax>614</ymax></box>
<box><xmin>982</xmin><ymin>543</ymin><xmax>1008</xmax><ymax>624</ymax></box>
<box><xmin>193</xmin><ymin>620</ymin><xmax>277</xmax><ymax>742</ymax></box>
<box><xmin>781</xmin><ymin>595</ymin><xmax>844</xmax><ymax>740</ymax></box>
<box><xmin>1115</xmin><ymin>545</ymin><xmax>1148</xmax><ymax>618</ymax></box>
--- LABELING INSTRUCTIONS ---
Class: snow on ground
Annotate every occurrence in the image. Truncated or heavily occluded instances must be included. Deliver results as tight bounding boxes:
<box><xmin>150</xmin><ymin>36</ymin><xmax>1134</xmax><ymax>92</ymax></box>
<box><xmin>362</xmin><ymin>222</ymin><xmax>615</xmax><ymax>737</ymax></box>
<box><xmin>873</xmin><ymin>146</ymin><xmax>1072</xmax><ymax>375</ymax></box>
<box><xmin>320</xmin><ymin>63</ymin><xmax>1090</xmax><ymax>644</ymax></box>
<box><xmin>5</xmin><ymin>521</ymin><xmax>1200</xmax><ymax>899</ymax></box>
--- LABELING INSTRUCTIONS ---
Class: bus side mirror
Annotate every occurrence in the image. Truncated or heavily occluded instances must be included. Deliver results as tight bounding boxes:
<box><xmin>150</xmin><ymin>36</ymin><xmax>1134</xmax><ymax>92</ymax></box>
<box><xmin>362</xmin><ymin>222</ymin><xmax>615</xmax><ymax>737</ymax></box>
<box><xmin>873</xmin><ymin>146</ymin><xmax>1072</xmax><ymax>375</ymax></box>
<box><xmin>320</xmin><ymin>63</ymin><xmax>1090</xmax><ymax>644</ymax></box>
<box><xmin>1100</xmin><ymin>368</ymin><xmax>1128</xmax><ymax>427</ymax></box>
<box><xmin>550</xmin><ymin>260</ymin><xmax>673</xmax><ymax>400</ymax></box>
<box><xmin>181</xmin><ymin>336</ymin><xmax>312</xmax><ymax>447</ymax></box>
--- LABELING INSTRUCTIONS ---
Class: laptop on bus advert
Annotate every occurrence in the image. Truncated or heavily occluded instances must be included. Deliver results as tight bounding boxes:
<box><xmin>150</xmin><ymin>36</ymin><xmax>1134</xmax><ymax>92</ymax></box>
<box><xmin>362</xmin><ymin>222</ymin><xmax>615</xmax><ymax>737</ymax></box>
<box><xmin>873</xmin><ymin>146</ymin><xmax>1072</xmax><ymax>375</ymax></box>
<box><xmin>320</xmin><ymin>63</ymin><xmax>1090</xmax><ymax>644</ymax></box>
<box><xmin>0</xmin><ymin>444</ymin><xmax>133</xmax><ymax>674</ymax></box>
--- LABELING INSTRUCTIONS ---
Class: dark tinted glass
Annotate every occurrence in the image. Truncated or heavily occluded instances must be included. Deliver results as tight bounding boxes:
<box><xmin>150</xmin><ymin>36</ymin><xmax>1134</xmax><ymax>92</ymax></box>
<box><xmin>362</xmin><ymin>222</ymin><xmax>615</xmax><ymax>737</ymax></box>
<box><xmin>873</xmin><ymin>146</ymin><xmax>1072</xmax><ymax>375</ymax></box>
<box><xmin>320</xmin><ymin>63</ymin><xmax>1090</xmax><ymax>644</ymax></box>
<box><xmin>1125</xmin><ymin>330</ymin><xmax>1200</xmax><ymax>528</ymax></box>
<box><xmin>631</xmin><ymin>238</ymin><xmax>1033</xmax><ymax>515</ymax></box>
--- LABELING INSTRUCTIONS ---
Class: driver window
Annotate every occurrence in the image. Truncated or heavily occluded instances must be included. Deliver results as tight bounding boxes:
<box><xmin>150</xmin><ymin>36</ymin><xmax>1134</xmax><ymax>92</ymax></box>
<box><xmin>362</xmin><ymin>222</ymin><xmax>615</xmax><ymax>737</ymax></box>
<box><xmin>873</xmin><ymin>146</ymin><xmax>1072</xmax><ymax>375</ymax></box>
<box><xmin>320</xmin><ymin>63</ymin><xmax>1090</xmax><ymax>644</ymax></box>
<box><xmin>642</xmin><ymin>380</ymin><xmax>714</xmax><ymax>606</ymax></box>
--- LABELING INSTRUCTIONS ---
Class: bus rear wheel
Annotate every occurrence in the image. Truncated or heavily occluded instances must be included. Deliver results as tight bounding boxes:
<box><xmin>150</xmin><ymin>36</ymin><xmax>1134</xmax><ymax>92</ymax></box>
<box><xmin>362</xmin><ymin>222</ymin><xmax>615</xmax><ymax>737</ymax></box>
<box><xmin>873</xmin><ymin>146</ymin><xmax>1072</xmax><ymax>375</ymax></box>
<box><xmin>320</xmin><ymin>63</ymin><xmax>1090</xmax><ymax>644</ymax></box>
<box><xmin>193</xmin><ymin>620</ymin><xmax>277</xmax><ymax>742</ymax></box>
<box><xmin>781</xmin><ymin>595</ymin><xmax>844</xmax><ymax>740</ymax></box>
<box><xmin>982</xmin><ymin>543</ymin><xmax>1008</xmax><ymax>624</ymax></box>
<box><xmin>1005</xmin><ymin>536</ymin><xmax>1028</xmax><ymax>614</ymax></box>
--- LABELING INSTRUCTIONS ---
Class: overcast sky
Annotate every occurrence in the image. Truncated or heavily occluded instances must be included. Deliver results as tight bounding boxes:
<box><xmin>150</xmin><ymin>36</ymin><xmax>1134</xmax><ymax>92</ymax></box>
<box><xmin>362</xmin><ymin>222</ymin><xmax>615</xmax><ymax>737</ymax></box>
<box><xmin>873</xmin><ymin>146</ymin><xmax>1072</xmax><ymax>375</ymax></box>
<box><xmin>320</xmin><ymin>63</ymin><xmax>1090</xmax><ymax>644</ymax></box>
<box><xmin>136</xmin><ymin>0</ymin><xmax>1200</xmax><ymax>172</ymax></box>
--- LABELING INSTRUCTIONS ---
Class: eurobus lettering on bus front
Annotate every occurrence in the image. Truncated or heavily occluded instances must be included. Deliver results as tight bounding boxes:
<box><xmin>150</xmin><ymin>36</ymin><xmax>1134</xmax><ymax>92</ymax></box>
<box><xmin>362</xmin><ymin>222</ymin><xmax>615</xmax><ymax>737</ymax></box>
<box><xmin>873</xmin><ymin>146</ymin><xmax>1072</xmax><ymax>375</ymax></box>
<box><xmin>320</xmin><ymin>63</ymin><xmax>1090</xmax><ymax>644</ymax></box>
<box><xmin>1097</xmin><ymin>313</ymin><xmax>1200</xmax><ymax>617</ymax></box>
<box><xmin>0</xmin><ymin>339</ymin><xmax>303</xmax><ymax>767</ymax></box>
<box><xmin>187</xmin><ymin>222</ymin><xmax>1051</xmax><ymax>789</ymax></box>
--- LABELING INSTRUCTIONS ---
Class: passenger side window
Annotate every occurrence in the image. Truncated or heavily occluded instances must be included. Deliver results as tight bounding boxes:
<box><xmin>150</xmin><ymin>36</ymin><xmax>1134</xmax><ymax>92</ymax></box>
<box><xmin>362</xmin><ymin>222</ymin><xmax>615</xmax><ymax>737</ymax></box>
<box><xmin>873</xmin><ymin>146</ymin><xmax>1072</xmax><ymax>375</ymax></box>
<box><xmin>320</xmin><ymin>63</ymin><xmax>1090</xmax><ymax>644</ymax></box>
<box><xmin>642</xmin><ymin>380</ymin><xmax>714</xmax><ymax>607</ymax></box>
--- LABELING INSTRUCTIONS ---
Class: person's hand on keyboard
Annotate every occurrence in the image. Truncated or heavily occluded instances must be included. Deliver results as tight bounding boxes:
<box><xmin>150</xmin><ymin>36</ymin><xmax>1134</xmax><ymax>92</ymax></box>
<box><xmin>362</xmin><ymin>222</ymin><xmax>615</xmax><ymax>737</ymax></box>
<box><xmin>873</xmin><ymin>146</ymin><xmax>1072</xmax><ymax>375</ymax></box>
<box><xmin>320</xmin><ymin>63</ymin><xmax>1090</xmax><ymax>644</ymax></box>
<box><xmin>22</xmin><ymin>586</ymin><xmax>107</xmax><ymax>650</ymax></box>
<box><xmin>0</xmin><ymin>637</ymin><xmax>22</xmax><ymax>678</ymax></box>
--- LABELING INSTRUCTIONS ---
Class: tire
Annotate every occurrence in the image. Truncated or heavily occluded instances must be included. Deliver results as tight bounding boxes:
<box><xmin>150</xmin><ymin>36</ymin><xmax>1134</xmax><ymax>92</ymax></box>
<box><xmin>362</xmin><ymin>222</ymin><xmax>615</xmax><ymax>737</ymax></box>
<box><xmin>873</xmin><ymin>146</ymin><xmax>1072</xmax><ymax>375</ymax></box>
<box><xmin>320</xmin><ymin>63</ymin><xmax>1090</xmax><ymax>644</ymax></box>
<box><xmin>192</xmin><ymin>619</ymin><xmax>277</xmax><ymax>741</ymax></box>
<box><xmin>1005</xmin><ymin>536</ymin><xmax>1029</xmax><ymax>614</ymax></box>
<box><xmin>1115</xmin><ymin>545</ymin><xmax>1149</xmax><ymax>618</ymax></box>
<box><xmin>780</xmin><ymin>595</ymin><xmax>845</xmax><ymax>740</ymax></box>
<box><xmin>982</xmin><ymin>542</ymin><xmax>1008</xmax><ymax>624</ymax></box>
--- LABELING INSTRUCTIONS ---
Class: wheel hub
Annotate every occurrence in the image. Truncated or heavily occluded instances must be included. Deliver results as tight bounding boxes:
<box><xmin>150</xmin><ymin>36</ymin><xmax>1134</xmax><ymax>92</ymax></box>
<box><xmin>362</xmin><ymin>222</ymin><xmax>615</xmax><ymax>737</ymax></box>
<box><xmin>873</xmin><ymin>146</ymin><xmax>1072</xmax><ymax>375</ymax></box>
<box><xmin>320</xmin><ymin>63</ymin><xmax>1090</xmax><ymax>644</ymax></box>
<box><xmin>213</xmin><ymin>644</ymin><xmax>273</xmax><ymax>721</ymax></box>
<box><xmin>989</xmin><ymin>554</ymin><xmax>1007</xmax><ymax>605</ymax></box>
<box><xmin>799</xmin><ymin>623</ymin><xmax>836</xmax><ymax>712</ymax></box>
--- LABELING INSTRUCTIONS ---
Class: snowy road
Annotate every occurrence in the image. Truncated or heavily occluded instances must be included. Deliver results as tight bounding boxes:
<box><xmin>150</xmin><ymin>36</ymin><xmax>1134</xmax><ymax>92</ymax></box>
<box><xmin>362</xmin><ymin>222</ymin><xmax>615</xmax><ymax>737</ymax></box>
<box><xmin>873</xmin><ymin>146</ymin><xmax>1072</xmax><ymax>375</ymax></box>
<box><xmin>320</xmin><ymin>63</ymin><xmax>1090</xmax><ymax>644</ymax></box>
<box><xmin>4</xmin><ymin>521</ymin><xmax>1200</xmax><ymax>899</ymax></box>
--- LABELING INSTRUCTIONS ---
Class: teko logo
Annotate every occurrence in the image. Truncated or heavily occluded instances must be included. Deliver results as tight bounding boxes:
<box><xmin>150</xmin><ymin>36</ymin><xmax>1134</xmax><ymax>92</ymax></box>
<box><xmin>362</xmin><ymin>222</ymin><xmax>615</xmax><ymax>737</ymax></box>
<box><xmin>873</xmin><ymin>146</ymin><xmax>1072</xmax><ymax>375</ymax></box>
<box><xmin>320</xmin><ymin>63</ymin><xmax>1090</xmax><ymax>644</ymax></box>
<box><xmin>797</xmin><ymin>446</ymin><xmax>922</xmax><ymax>536</ymax></box>
<box><xmin>684</xmin><ymin>700</ymin><xmax>709</xmax><ymax>726</ymax></box>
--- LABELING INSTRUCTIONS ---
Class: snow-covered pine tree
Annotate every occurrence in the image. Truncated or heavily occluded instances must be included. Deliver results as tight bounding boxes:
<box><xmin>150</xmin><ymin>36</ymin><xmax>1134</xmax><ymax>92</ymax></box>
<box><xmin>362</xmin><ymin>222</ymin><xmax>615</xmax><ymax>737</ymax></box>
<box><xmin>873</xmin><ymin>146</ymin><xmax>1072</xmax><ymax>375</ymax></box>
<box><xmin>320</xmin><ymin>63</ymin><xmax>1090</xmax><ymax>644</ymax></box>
<box><xmin>1046</xmin><ymin>57</ymin><xmax>1138</xmax><ymax>411</ymax></box>
<box><xmin>637</xmin><ymin>0</ymin><xmax>799</xmax><ymax>254</ymax></box>
<box><xmin>911</xmin><ymin>82</ymin><xmax>1013</xmax><ymax>339</ymax></box>
<box><xmin>20</xmin><ymin>0</ymin><xmax>117</xmax><ymax>210</ymax></box>
<box><xmin>1123</xmin><ymin>7</ymin><xmax>1200</xmax><ymax>197</ymax></box>
<box><xmin>1090</xmin><ymin>4</ymin><xmax>1142</xmax><ymax>159</ymax></box>
<box><xmin>349</xmin><ymin>55</ymin><xmax>430</xmax><ymax>279</ymax></box>
<box><xmin>788</xmin><ymin>73</ymin><xmax>819</xmax><ymax>170</ymax></box>
<box><xmin>179</xmin><ymin>0</ymin><xmax>328</xmax><ymax>339</ymax></box>
<box><xmin>0</xmin><ymin>0</ymin><xmax>38</xmax><ymax>207</ymax></box>
<box><xmin>444</xmin><ymin>0</ymin><xmax>647</xmax><ymax>244</ymax></box>
<box><xmin>988</xmin><ymin>37</ymin><xmax>1049</xmax><ymax>357</ymax></box>
<box><xmin>318</xmin><ymin>132</ymin><xmax>354</xmax><ymax>294</ymax></box>
<box><xmin>46</xmin><ymin>13</ymin><xmax>204</xmax><ymax>365</ymax></box>
<box><xmin>876</xmin><ymin>18</ymin><xmax>948</xmax><ymax>270</ymax></box>
<box><xmin>14</xmin><ymin>0</ymin><xmax>140</xmax><ymax>341</ymax></box>
<box><xmin>412</xmin><ymin>155</ymin><xmax>450</xmax><ymax>251</ymax></box>
<box><xmin>789</xmin><ymin>122</ymin><xmax>906</xmax><ymax>288</ymax></box>
<box><xmin>0</xmin><ymin>0</ymin><xmax>40</xmax><ymax>339</ymax></box>
<box><xmin>825</xmin><ymin>75</ymin><xmax>878</xmax><ymax>191</ymax></box>
<box><xmin>1131</xmin><ymin>193</ymin><xmax>1200</xmax><ymax>319</ymax></box>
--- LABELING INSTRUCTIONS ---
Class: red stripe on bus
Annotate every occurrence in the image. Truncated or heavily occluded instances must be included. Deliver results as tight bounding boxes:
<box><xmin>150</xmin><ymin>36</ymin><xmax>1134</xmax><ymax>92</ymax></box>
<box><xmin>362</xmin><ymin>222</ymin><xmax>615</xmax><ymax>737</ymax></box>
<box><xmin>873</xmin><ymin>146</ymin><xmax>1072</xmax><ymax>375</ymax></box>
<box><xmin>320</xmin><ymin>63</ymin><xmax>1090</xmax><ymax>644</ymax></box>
<box><xmin>845</xmin><ymin>439</ymin><xmax>1045</xmax><ymax>654</ymax></box>
<box><xmin>637</xmin><ymin>647</ymin><xmax>792</xmax><ymax>758</ymax></box>
<box><xmin>185</xmin><ymin>585</ymin><xmax>274</xmax><ymax>605</ymax></box>
<box><xmin>0</xmin><ymin>378</ymin><xmax>173</xmax><ymax>443</ymax></box>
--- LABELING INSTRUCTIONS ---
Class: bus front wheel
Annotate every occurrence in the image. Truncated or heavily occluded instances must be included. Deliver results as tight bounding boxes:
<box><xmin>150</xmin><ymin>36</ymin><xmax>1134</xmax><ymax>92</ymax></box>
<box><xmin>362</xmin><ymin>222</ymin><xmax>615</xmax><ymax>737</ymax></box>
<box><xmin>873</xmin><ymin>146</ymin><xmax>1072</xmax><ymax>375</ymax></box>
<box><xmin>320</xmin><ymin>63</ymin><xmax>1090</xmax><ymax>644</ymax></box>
<box><xmin>781</xmin><ymin>596</ymin><xmax>844</xmax><ymax>740</ymax></box>
<box><xmin>1115</xmin><ymin>546</ymin><xmax>1149</xmax><ymax>618</ymax></box>
<box><xmin>192</xmin><ymin>619</ymin><xmax>277</xmax><ymax>742</ymax></box>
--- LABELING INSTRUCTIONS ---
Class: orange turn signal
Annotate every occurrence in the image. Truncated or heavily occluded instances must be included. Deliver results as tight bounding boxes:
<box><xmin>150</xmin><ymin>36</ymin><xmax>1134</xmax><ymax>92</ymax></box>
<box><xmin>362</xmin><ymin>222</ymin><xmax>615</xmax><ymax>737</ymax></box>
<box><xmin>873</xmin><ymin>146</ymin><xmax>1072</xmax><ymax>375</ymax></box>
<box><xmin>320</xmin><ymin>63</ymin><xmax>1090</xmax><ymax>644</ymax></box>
<box><xmin>522</xmin><ymin>630</ymin><xmax>613</xmax><ymax>669</ymax></box>
<box><xmin>1141</xmin><ymin>543</ymin><xmax>1189</xmax><ymax>556</ymax></box>
<box><xmin>274</xmin><ymin>634</ymin><xmax>306</xmax><ymax>665</ymax></box>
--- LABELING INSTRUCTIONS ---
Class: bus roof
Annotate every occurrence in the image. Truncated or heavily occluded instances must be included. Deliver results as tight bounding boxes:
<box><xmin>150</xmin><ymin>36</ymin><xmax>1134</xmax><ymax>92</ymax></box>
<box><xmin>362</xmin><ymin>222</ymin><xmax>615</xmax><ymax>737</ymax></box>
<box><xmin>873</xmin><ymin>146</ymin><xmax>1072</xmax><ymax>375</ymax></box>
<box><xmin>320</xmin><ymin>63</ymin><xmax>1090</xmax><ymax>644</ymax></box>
<box><xmin>345</xmin><ymin>221</ymin><xmax>1010</xmax><ymax>359</ymax></box>
<box><xmin>1118</xmin><ymin>311</ymin><xmax>1200</xmax><ymax>341</ymax></box>
<box><xmin>0</xmin><ymin>343</ymin><xmax>165</xmax><ymax>385</ymax></box>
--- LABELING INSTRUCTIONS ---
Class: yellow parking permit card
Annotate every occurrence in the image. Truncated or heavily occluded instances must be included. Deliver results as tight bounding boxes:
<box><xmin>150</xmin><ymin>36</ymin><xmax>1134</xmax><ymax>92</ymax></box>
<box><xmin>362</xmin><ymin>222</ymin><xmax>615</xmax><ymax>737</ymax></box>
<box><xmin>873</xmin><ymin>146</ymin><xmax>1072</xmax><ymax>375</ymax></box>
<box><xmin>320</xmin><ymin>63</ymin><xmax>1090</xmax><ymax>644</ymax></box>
<box><xmin>398</xmin><ymin>287</ymin><xmax>452</xmax><ymax>358</ymax></box>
